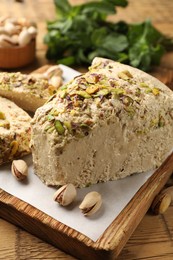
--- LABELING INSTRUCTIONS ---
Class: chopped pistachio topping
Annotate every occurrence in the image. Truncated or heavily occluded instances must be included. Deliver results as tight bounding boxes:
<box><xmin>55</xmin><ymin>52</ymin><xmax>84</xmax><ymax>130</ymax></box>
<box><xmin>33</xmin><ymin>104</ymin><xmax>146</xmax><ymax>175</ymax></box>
<box><xmin>94</xmin><ymin>89</ymin><xmax>109</xmax><ymax>97</ymax></box>
<box><xmin>54</xmin><ymin>120</ymin><xmax>65</xmax><ymax>135</ymax></box>
<box><xmin>118</xmin><ymin>70</ymin><xmax>133</xmax><ymax>80</ymax></box>
<box><xmin>145</xmin><ymin>88</ymin><xmax>152</xmax><ymax>94</ymax></box>
<box><xmin>152</xmin><ymin>87</ymin><xmax>160</xmax><ymax>96</ymax></box>
<box><xmin>140</xmin><ymin>82</ymin><xmax>149</xmax><ymax>88</ymax></box>
<box><xmin>150</xmin><ymin>118</ymin><xmax>158</xmax><ymax>127</ymax></box>
<box><xmin>0</xmin><ymin>111</ymin><xmax>5</xmax><ymax>120</ymax></box>
<box><xmin>0</xmin><ymin>72</ymin><xmax>59</xmax><ymax>99</ymax></box>
<box><xmin>47</xmin><ymin>115</ymin><xmax>54</xmax><ymax>121</ymax></box>
<box><xmin>0</xmin><ymin>120</ymin><xmax>10</xmax><ymax>129</ymax></box>
<box><xmin>75</xmin><ymin>90</ymin><xmax>91</xmax><ymax>99</ymax></box>
<box><xmin>10</xmin><ymin>140</ymin><xmax>19</xmax><ymax>156</ymax></box>
<box><xmin>48</xmin><ymin>85</ymin><xmax>57</xmax><ymax>95</ymax></box>
<box><xmin>86</xmin><ymin>85</ymin><xmax>99</xmax><ymax>94</ymax></box>
<box><xmin>111</xmin><ymin>88</ymin><xmax>125</xmax><ymax>96</ymax></box>
<box><xmin>42</xmin><ymin>62</ymin><xmax>164</xmax><ymax>138</ymax></box>
<box><xmin>122</xmin><ymin>96</ymin><xmax>133</xmax><ymax>106</ymax></box>
<box><xmin>64</xmin><ymin>121</ymin><xmax>72</xmax><ymax>132</ymax></box>
<box><xmin>158</xmin><ymin>115</ymin><xmax>165</xmax><ymax>127</ymax></box>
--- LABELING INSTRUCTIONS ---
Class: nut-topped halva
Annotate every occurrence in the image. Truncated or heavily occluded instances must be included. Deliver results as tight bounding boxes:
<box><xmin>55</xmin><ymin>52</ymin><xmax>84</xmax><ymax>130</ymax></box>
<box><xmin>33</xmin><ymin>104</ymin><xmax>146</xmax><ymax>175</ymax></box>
<box><xmin>0</xmin><ymin>65</ymin><xmax>63</xmax><ymax>112</ymax></box>
<box><xmin>0</xmin><ymin>96</ymin><xmax>31</xmax><ymax>165</ymax></box>
<box><xmin>31</xmin><ymin>57</ymin><xmax>173</xmax><ymax>188</ymax></box>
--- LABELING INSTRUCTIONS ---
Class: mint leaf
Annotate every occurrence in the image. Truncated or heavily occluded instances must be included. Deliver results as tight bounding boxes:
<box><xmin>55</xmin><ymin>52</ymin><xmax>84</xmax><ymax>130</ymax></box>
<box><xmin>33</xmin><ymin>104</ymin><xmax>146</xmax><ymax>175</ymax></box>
<box><xmin>128</xmin><ymin>20</ymin><xmax>166</xmax><ymax>70</ymax></box>
<box><xmin>54</xmin><ymin>0</ymin><xmax>72</xmax><ymax>18</ymax></box>
<box><xmin>44</xmin><ymin>1</ymin><xmax>172</xmax><ymax>71</ymax></box>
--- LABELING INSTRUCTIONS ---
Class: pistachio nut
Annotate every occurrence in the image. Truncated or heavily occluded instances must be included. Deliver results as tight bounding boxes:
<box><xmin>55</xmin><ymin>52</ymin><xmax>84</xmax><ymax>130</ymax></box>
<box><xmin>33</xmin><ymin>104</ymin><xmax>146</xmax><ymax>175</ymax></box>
<box><xmin>10</xmin><ymin>140</ymin><xmax>19</xmax><ymax>156</ymax></box>
<box><xmin>0</xmin><ymin>111</ymin><xmax>5</xmax><ymax>120</ymax></box>
<box><xmin>18</xmin><ymin>29</ymin><xmax>32</xmax><ymax>46</ymax></box>
<box><xmin>4</xmin><ymin>22</ymin><xmax>20</xmax><ymax>35</ymax></box>
<box><xmin>53</xmin><ymin>183</ymin><xmax>77</xmax><ymax>206</ymax></box>
<box><xmin>118</xmin><ymin>70</ymin><xmax>133</xmax><ymax>80</ymax></box>
<box><xmin>11</xmin><ymin>159</ymin><xmax>28</xmax><ymax>181</ymax></box>
<box><xmin>79</xmin><ymin>191</ymin><xmax>102</xmax><ymax>216</ymax></box>
<box><xmin>49</xmin><ymin>75</ymin><xmax>62</xmax><ymax>88</ymax></box>
<box><xmin>27</xmin><ymin>26</ymin><xmax>37</xmax><ymax>38</ymax></box>
<box><xmin>0</xmin><ymin>35</ymin><xmax>16</xmax><ymax>47</ymax></box>
<box><xmin>44</xmin><ymin>65</ymin><xmax>63</xmax><ymax>79</ymax></box>
<box><xmin>54</xmin><ymin>120</ymin><xmax>65</xmax><ymax>135</ymax></box>
<box><xmin>152</xmin><ymin>87</ymin><xmax>160</xmax><ymax>96</ymax></box>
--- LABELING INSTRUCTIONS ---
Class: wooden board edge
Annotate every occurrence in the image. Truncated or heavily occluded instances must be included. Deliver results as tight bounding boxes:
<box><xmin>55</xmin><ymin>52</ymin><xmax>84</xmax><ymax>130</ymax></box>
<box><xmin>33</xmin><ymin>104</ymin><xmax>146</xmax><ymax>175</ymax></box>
<box><xmin>0</xmin><ymin>188</ymin><xmax>113</xmax><ymax>260</ymax></box>
<box><xmin>95</xmin><ymin>152</ymin><xmax>173</xmax><ymax>257</ymax></box>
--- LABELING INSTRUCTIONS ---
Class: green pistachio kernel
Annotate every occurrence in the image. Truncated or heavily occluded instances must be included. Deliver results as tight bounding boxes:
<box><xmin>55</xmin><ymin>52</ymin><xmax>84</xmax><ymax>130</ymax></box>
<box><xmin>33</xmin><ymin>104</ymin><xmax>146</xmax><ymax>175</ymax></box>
<box><xmin>59</xmin><ymin>89</ymin><xmax>67</xmax><ymax>98</ymax></box>
<box><xmin>47</xmin><ymin>126</ymin><xmax>55</xmax><ymax>133</ymax></box>
<box><xmin>135</xmin><ymin>88</ymin><xmax>141</xmax><ymax>96</ymax></box>
<box><xmin>54</xmin><ymin>120</ymin><xmax>65</xmax><ymax>135</ymax></box>
<box><xmin>145</xmin><ymin>88</ymin><xmax>152</xmax><ymax>94</ymax></box>
<box><xmin>152</xmin><ymin>87</ymin><xmax>160</xmax><ymax>96</ymax></box>
<box><xmin>122</xmin><ymin>96</ymin><xmax>133</xmax><ymax>106</ymax></box>
<box><xmin>60</xmin><ymin>85</ymin><xmax>68</xmax><ymax>90</ymax></box>
<box><xmin>46</xmin><ymin>115</ymin><xmax>54</xmax><ymax>121</ymax></box>
<box><xmin>64</xmin><ymin>121</ymin><xmax>72</xmax><ymax>132</ymax></box>
<box><xmin>94</xmin><ymin>89</ymin><xmax>109</xmax><ymax>97</ymax></box>
<box><xmin>158</xmin><ymin>116</ymin><xmax>165</xmax><ymax>127</ymax></box>
<box><xmin>0</xmin><ymin>120</ymin><xmax>10</xmax><ymax>129</ymax></box>
<box><xmin>76</xmin><ymin>90</ymin><xmax>91</xmax><ymax>98</ymax></box>
<box><xmin>10</xmin><ymin>140</ymin><xmax>19</xmax><ymax>156</ymax></box>
<box><xmin>111</xmin><ymin>88</ymin><xmax>125</xmax><ymax>96</ymax></box>
<box><xmin>85</xmin><ymin>75</ymin><xmax>96</xmax><ymax>84</ymax></box>
<box><xmin>124</xmin><ymin>106</ymin><xmax>135</xmax><ymax>118</ymax></box>
<box><xmin>118</xmin><ymin>70</ymin><xmax>133</xmax><ymax>80</ymax></box>
<box><xmin>0</xmin><ymin>111</ymin><xmax>5</xmax><ymax>120</ymax></box>
<box><xmin>150</xmin><ymin>118</ymin><xmax>158</xmax><ymax>127</ymax></box>
<box><xmin>44</xmin><ymin>124</ymin><xmax>52</xmax><ymax>132</ymax></box>
<box><xmin>140</xmin><ymin>82</ymin><xmax>149</xmax><ymax>88</ymax></box>
<box><xmin>86</xmin><ymin>85</ymin><xmax>99</xmax><ymax>94</ymax></box>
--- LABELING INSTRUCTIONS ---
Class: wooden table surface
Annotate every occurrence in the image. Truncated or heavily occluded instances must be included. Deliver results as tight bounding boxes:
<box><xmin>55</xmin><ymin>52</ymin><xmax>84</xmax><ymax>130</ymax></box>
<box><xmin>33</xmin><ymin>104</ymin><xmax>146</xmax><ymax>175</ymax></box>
<box><xmin>0</xmin><ymin>0</ymin><xmax>173</xmax><ymax>259</ymax></box>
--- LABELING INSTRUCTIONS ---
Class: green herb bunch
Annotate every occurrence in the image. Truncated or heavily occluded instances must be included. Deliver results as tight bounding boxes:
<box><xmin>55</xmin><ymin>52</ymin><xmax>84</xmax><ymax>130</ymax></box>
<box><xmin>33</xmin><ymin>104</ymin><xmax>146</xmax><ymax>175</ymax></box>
<box><xmin>44</xmin><ymin>0</ymin><xmax>171</xmax><ymax>71</ymax></box>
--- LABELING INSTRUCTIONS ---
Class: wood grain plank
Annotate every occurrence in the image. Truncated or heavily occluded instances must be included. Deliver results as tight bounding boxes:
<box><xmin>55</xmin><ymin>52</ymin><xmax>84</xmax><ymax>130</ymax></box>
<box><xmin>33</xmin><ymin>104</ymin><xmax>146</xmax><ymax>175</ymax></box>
<box><xmin>162</xmin><ymin>205</ymin><xmax>173</xmax><ymax>240</ymax></box>
<box><xmin>0</xmin><ymin>219</ymin><xmax>17</xmax><ymax>260</ymax></box>
<box><xmin>126</xmin><ymin>213</ymin><xmax>171</xmax><ymax>245</ymax></box>
<box><xmin>15</xmin><ymin>227</ymin><xmax>75</xmax><ymax>260</ymax></box>
<box><xmin>118</xmin><ymin>241</ymin><xmax>173</xmax><ymax>260</ymax></box>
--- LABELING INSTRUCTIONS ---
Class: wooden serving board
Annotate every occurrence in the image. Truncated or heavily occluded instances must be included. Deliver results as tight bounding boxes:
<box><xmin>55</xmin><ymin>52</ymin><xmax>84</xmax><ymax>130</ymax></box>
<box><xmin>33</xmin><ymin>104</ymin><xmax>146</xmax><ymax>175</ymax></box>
<box><xmin>0</xmin><ymin>66</ymin><xmax>173</xmax><ymax>259</ymax></box>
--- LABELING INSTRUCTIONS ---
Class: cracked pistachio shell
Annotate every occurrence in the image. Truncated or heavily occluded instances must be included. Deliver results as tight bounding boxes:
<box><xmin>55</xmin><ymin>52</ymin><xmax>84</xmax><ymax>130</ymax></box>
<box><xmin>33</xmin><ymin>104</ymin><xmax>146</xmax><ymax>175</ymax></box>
<box><xmin>11</xmin><ymin>159</ymin><xmax>28</xmax><ymax>181</ymax></box>
<box><xmin>18</xmin><ymin>29</ymin><xmax>32</xmax><ymax>46</ymax></box>
<box><xmin>44</xmin><ymin>65</ymin><xmax>63</xmax><ymax>79</ymax></box>
<box><xmin>79</xmin><ymin>191</ymin><xmax>102</xmax><ymax>216</ymax></box>
<box><xmin>27</xmin><ymin>26</ymin><xmax>37</xmax><ymax>38</ymax></box>
<box><xmin>53</xmin><ymin>183</ymin><xmax>77</xmax><ymax>206</ymax></box>
<box><xmin>49</xmin><ymin>75</ymin><xmax>62</xmax><ymax>88</ymax></box>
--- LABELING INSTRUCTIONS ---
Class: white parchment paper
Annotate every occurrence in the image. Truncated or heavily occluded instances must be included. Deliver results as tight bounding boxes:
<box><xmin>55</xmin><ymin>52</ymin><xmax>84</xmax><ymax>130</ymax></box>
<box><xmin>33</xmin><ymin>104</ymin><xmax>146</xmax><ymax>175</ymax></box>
<box><xmin>0</xmin><ymin>155</ymin><xmax>154</xmax><ymax>241</ymax></box>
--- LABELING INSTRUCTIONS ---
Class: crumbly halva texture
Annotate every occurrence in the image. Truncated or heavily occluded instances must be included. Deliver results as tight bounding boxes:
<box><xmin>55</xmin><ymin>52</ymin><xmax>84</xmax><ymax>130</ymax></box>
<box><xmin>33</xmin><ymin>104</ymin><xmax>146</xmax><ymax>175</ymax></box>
<box><xmin>0</xmin><ymin>96</ymin><xmax>31</xmax><ymax>165</ymax></box>
<box><xmin>31</xmin><ymin>57</ymin><xmax>173</xmax><ymax>188</ymax></box>
<box><xmin>0</xmin><ymin>71</ymin><xmax>62</xmax><ymax>112</ymax></box>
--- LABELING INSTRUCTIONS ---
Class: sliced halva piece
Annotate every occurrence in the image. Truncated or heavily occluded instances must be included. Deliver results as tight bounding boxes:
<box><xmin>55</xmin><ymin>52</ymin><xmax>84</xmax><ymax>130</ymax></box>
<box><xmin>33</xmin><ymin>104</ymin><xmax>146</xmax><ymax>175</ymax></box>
<box><xmin>0</xmin><ymin>96</ymin><xmax>31</xmax><ymax>165</ymax></box>
<box><xmin>31</xmin><ymin>57</ymin><xmax>173</xmax><ymax>188</ymax></box>
<box><xmin>0</xmin><ymin>67</ymin><xmax>63</xmax><ymax>112</ymax></box>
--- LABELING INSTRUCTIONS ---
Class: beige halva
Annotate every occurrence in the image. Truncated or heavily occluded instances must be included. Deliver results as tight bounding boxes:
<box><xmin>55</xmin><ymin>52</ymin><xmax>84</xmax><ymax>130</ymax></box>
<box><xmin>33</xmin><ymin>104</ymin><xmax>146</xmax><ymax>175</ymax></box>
<box><xmin>29</xmin><ymin>58</ymin><xmax>173</xmax><ymax>187</ymax></box>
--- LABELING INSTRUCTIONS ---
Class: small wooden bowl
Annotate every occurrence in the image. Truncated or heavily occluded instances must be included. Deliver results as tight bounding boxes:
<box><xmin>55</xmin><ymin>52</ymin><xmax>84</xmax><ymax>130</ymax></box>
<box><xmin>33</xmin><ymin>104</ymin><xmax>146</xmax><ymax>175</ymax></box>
<box><xmin>0</xmin><ymin>39</ymin><xmax>36</xmax><ymax>69</ymax></box>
